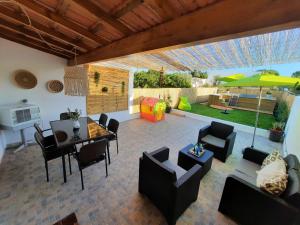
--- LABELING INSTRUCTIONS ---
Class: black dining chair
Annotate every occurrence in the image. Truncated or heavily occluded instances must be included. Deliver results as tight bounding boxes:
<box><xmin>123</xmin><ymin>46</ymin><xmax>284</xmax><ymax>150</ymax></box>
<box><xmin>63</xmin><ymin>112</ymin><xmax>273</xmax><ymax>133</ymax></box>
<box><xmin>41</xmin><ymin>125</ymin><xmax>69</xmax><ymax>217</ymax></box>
<box><xmin>34</xmin><ymin>132</ymin><xmax>74</xmax><ymax>182</ymax></box>
<box><xmin>74</xmin><ymin>139</ymin><xmax>108</xmax><ymax>190</ymax></box>
<box><xmin>107</xmin><ymin>118</ymin><xmax>119</xmax><ymax>154</ymax></box>
<box><xmin>98</xmin><ymin>113</ymin><xmax>108</xmax><ymax>128</ymax></box>
<box><xmin>34</xmin><ymin>123</ymin><xmax>56</xmax><ymax>147</ymax></box>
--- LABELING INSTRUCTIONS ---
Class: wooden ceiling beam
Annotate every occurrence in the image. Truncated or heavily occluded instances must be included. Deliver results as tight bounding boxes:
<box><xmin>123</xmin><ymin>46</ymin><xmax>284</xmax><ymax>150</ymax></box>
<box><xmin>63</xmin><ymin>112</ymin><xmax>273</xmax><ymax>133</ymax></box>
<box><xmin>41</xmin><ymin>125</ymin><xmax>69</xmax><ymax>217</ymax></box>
<box><xmin>69</xmin><ymin>0</ymin><xmax>300</xmax><ymax>65</ymax></box>
<box><xmin>0</xmin><ymin>19</ymin><xmax>78</xmax><ymax>55</ymax></box>
<box><xmin>112</xmin><ymin>0</ymin><xmax>144</xmax><ymax>18</ymax></box>
<box><xmin>71</xmin><ymin>0</ymin><xmax>133</xmax><ymax>36</ymax></box>
<box><xmin>0</xmin><ymin>28</ymin><xmax>71</xmax><ymax>58</ymax></box>
<box><xmin>14</xmin><ymin>0</ymin><xmax>109</xmax><ymax>45</ymax></box>
<box><xmin>0</xmin><ymin>6</ymin><xmax>91</xmax><ymax>51</ymax></box>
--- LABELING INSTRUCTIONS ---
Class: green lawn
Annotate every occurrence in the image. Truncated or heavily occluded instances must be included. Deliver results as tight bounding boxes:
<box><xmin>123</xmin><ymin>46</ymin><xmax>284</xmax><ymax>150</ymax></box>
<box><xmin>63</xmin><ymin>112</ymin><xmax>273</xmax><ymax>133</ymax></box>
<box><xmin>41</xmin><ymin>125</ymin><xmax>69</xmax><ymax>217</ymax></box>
<box><xmin>189</xmin><ymin>103</ymin><xmax>275</xmax><ymax>130</ymax></box>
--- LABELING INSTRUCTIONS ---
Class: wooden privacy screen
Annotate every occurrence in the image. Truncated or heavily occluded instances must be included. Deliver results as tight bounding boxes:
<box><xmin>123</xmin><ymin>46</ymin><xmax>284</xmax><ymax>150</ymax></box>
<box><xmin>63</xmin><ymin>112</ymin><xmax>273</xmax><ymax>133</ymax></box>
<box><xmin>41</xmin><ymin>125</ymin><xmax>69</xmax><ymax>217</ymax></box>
<box><xmin>86</xmin><ymin>65</ymin><xmax>129</xmax><ymax>115</ymax></box>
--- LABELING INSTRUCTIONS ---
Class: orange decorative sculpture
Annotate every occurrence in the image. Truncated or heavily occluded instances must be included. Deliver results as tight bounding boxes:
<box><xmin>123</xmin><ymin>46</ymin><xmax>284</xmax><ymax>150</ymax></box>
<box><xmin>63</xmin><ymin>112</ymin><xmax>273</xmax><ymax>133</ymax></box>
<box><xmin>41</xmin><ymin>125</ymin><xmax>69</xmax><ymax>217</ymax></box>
<box><xmin>140</xmin><ymin>97</ymin><xmax>166</xmax><ymax>122</ymax></box>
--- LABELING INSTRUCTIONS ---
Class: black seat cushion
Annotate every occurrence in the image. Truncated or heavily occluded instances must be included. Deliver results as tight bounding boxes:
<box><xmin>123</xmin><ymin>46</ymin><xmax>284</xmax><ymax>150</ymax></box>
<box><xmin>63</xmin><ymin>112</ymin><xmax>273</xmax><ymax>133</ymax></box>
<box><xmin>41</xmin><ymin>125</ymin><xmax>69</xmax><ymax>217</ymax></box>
<box><xmin>44</xmin><ymin>146</ymin><xmax>63</xmax><ymax>161</ymax></box>
<box><xmin>209</xmin><ymin>121</ymin><xmax>234</xmax><ymax>139</ymax></box>
<box><xmin>282</xmin><ymin>169</ymin><xmax>300</xmax><ymax>209</ymax></box>
<box><xmin>284</xmin><ymin>155</ymin><xmax>300</xmax><ymax>171</ymax></box>
<box><xmin>75</xmin><ymin>152</ymin><xmax>105</xmax><ymax>169</ymax></box>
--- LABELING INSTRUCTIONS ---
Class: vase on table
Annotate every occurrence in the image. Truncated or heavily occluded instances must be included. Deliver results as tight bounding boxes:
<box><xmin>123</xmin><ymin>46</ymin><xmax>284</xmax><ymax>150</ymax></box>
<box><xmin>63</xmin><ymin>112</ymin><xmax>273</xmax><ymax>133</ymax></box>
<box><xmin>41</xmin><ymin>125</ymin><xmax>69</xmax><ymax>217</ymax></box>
<box><xmin>73</xmin><ymin>120</ymin><xmax>80</xmax><ymax>129</ymax></box>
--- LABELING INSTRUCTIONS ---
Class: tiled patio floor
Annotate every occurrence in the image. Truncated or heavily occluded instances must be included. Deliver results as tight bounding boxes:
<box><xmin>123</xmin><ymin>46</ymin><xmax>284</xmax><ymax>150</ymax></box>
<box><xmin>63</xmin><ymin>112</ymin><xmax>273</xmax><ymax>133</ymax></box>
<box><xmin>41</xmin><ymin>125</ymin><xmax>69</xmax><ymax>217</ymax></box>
<box><xmin>0</xmin><ymin>115</ymin><xmax>281</xmax><ymax>225</ymax></box>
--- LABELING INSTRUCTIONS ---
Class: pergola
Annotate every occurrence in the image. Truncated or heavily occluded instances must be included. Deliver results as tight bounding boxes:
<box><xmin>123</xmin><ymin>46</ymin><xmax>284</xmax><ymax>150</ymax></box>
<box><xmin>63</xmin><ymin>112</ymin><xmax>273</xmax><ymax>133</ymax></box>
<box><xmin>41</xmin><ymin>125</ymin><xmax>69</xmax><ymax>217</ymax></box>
<box><xmin>0</xmin><ymin>0</ymin><xmax>300</xmax><ymax>68</ymax></box>
<box><xmin>98</xmin><ymin>28</ymin><xmax>300</xmax><ymax>71</ymax></box>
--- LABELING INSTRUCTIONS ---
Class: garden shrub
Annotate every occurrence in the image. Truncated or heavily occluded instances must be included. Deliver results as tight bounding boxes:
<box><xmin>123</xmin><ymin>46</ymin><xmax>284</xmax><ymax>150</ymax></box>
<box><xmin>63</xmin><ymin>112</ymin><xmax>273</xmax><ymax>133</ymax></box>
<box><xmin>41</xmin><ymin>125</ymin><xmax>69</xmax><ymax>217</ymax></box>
<box><xmin>274</xmin><ymin>100</ymin><xmax>289</xmax><ymax>122</ymax></box>
<box><xmin>134</xmin><ymin>70</ymin><xmax>192</xmax><ymax>88</ymax></box>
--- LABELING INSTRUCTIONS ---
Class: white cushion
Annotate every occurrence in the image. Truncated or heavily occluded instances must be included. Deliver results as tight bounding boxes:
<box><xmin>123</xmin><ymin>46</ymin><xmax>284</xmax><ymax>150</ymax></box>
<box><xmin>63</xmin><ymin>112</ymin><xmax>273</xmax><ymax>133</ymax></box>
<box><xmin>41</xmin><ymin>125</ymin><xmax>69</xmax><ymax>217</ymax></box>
<box><xmin>256</xmin><ymin>159</ymin><xmax>288</xmax><ymax>195</ymax></box>
<box><xmin>202</xmin><ymin>134</ymin><xmax>225</xmax><ymax>148</ymax></box>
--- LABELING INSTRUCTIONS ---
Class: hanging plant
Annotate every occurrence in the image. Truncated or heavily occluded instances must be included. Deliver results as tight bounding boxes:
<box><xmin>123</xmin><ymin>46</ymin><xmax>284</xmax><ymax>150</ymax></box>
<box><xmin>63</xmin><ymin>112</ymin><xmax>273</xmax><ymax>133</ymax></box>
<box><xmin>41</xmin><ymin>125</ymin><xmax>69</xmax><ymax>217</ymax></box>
<box><xmin>94</xmin><ymin>71</ymin><xmax>100</xmax><ymax>86</ymax></box>
<box><xmin>121</xmin><ymin>81</ymin><xmax>125</xmax><ymax>94</ymax></box>
<box><xmin>102</xmin><ymin>86</ymin><xmax>108</xmax><ymax>92</ymax></box>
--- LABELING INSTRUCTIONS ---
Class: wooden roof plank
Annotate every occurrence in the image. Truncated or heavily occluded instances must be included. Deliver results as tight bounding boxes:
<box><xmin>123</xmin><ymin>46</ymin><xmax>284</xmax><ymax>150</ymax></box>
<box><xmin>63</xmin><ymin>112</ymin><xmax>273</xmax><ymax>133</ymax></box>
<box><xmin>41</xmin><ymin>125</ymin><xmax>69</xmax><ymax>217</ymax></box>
<box><xmin>0</xmin><ymin>6</ymin><xmax>91</xmax><ymax>51</ymax></box>
<box><xmin>0</xmin><ymin>18</ymin><xmax>78</xmax><ymax>55</ymax></box>
<box><xmin>69</xmin><ymin>0</ymin><xmax>300</xmax><ymax>65</ymax></box>
<box><xmin>112</xmin><ymin>0</ymin><xmax>144</xmax><ymax>18</ymax></box>
<box><xmin>14</xmin><ymin>0</ymin><xmax>109</xmax><ymax>45</ymax></box>
<box><xmin>0</xmin><ymin>28</ymin><xmax>71</xmax><ymax>58</ymax></box>
<box><xmin>71</xmin><ymin>0</ymin><xmax>133</xmax><ymax>36</ymax></box>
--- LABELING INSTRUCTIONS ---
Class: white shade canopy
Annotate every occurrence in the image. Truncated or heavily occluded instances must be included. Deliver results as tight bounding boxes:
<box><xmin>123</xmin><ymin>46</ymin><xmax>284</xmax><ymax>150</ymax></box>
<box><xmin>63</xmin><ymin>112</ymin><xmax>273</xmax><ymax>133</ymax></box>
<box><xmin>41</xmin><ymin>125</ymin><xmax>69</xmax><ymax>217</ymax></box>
<box><xmin>96</xmin><ymin>28</ymin><xmax>300</xmax><ymax>72</ymax></box>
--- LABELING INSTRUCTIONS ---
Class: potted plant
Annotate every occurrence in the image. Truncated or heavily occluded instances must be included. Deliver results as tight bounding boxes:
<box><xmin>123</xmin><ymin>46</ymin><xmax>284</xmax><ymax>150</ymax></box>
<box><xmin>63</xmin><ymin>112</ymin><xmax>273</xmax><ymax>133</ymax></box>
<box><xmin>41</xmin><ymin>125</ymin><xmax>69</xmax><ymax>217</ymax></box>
<box><xmin>121</xmin><ymin>81</ymin><xmax>125</xmax><ymax>94</ymax></box>
<box><xmin>94</xmin><ymin>71</ymin><xmax>100</xmax><ymax>87</ymax></box>
<box><xmin>68</xmin><ymin>108</ymin><xmax>81</xmax><ymax>129</ymax></box>
<box><xmin>269</xmin><ymin>122</ymin><xmax>285</xmax><ymax>142</ymax></box>
<box><xmin>266</xmin><ymin>90</ymin><xmax>272</xmax><ymax>99</ymax></box>
<box><xmin>102</xmin><ymin>86</ymin><xmax>108</xmax><ymax>93</ymax></box>
<box><xmin>165</xmin><ymin>95</ymin><xmax>172</xmax><ymax>113</ymax></box>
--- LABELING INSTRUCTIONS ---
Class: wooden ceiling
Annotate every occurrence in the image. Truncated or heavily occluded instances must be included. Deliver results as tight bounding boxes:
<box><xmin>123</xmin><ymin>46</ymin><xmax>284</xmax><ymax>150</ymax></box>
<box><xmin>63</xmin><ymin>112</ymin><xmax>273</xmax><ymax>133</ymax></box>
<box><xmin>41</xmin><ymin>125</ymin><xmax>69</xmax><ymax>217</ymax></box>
<box><xmin>0</xmin><ymin>0</ymin><xmax>218</xmax><ymax>59</ymax></box>
<box><xmin>1</xmin><ymin>0</ymin><xmax>300</xmax><ymax>66</ymax></box>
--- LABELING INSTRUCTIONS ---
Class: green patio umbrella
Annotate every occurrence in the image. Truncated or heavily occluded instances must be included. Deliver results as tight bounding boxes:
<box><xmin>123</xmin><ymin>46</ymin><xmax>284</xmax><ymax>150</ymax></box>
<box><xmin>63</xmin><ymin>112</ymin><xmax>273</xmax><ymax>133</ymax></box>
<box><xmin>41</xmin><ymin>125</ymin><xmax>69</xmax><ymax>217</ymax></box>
<box><xmin>217</xmin><ymin>74</ymin><xmax>246</xmax><ymax>82</ymax></box>
<box><xmin>224</xmin><ymin>73</ymin><xmax>300</xmax><ymax>148</ymax></box>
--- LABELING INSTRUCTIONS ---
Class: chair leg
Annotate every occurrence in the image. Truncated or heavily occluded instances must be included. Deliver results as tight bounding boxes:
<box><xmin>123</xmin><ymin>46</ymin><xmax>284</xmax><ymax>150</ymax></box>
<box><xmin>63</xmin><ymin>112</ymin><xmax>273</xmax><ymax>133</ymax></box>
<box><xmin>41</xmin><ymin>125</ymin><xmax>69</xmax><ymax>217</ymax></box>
<box><xmin>80</xmin><ymin>169</ymin><xmax>84</xmax><ymax>190</ymax></box>
<box><xmin>45</xmin><ymin>160</ymin><xmax>49</xmax><ymax>182</ymax></box>
<box><xmin>105</xmin><ymin>153</ymin><xmax>108</xmax><ymax>177</ymax></box>
<box><xmin>107</xmin><ymin>143</ymin><xmax>111</xmax><ymax>164</ymax></box>
<box><xmin>68</xmin><ymin>153</ymin><xmax>72</xmax><ymax>175</ymax></box>
<box><xmin>116</xmin><ymin>136</ymin><xmax>119</xmax><ymax>154</ymax></box>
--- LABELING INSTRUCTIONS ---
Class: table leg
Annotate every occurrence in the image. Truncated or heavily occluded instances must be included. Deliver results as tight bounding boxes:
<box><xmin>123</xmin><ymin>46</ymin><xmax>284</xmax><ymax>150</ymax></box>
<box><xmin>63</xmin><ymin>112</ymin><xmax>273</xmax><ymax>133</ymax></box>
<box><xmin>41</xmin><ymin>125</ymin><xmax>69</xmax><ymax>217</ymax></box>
<box><xmin>107</xmin><ymin>143</ymin><xmax>111</xmax><ymax>164</ymax></box>
<box><xmin>62</xmin><ymin>154</ymin><xmax>67</xmax><ymax>183</ymax></box>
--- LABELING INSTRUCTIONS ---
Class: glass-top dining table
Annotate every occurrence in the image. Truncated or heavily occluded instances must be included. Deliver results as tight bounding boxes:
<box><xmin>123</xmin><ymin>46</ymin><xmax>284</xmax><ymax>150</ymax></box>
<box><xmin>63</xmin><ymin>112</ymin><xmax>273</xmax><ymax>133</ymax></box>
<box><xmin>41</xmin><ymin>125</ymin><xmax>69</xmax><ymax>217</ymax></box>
<box><xmin>50</xmin><ymin>117</ymin><xmax>111</xmax><ymax>183</ymax></box>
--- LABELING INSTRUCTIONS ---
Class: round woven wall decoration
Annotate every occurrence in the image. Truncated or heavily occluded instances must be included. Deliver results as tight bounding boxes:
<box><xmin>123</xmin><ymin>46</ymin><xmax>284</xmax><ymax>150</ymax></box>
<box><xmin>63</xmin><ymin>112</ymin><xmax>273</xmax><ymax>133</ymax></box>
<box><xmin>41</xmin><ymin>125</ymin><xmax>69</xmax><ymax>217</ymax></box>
<box><xmin>47</xmin><ymin>80</ymin><xmax>64</xmax><ymax>93</ymax></box>
<box><xmin>14</xmin><ymin>70</ymin><xmax>37</xmax><ymax>89</ymax></box>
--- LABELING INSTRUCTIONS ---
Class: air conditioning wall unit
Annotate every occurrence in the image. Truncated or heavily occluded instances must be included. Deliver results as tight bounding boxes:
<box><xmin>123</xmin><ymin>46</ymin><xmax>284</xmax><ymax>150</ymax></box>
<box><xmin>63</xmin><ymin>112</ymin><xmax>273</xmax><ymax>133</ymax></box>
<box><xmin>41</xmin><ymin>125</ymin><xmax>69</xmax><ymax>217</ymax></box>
<box><xmin>0</xmin><ymin>103</ymin><xmax>41</xmax><ymax>130</ymax></box>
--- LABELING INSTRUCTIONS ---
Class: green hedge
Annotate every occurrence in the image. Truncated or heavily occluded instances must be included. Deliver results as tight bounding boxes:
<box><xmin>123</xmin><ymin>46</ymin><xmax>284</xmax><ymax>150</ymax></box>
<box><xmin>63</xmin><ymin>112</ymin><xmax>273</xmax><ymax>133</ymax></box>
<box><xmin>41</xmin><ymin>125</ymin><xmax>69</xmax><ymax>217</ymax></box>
<box><xmin>134</xmin><ymin>70</ymin><xmax>192</xmax><ymax>88</ymax></box>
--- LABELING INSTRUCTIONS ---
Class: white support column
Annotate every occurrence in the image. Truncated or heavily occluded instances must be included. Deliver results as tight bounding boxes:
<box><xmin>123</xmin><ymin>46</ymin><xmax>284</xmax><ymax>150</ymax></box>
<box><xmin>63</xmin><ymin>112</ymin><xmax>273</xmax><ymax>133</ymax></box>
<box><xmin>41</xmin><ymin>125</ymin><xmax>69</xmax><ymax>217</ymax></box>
<box><xmin>284</xmin><ymin>96</ymin><xmax>300</xmax><ymax>158</ymax></box>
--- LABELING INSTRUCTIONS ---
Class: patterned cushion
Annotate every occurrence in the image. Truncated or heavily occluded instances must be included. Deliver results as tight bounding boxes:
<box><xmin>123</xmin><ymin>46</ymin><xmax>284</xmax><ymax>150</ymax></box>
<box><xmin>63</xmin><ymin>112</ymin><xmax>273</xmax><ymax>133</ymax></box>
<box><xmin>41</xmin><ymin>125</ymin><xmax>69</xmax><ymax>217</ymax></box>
<box><xmin>257</xmin><ymin>159</ymin><xmax>288</xmax><ymax>196</ymax></box>
<box><xmin>261</xmin><ymin>149</ymin><xmax>283</xmax><ymax>168</ymax></box>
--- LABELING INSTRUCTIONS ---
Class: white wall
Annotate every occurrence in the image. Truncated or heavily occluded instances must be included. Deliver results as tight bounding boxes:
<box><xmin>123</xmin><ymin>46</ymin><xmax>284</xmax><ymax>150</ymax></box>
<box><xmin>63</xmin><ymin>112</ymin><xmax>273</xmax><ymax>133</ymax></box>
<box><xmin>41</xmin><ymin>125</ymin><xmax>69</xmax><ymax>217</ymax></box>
<box><xmin>0</xmin><ymin>38</ymin><xmax>136</xmax><ymax>162</ymax></box>
<box><xmin>0</xmin><ymin>38</ymin><xmax>86</xmax><ymax>149</ymax></box>
<box><xmin>284</xmin><ymin>96</ymin><xmax>300</xmax><ymax>159</ymax></box>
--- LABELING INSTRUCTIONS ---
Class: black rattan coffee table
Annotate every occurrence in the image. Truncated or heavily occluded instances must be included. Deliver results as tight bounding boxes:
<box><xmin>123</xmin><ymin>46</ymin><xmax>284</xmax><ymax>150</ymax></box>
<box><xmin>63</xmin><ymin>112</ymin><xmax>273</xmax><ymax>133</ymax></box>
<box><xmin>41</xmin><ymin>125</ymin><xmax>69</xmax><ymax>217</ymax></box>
<box><xmin>178</xmin><ymin>144</ymin><xmax>214</xmax><ymax>179</ymax></box>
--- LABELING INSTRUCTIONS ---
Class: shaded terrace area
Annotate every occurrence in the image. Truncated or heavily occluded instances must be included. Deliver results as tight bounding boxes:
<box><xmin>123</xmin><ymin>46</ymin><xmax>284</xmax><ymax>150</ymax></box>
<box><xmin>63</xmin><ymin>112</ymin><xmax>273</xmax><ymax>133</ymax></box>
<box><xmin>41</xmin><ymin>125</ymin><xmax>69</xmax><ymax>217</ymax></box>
<box><xmin>0</xmin><ymin>115</ymin><xmax>281</xmax><ymax>225</ymax></box>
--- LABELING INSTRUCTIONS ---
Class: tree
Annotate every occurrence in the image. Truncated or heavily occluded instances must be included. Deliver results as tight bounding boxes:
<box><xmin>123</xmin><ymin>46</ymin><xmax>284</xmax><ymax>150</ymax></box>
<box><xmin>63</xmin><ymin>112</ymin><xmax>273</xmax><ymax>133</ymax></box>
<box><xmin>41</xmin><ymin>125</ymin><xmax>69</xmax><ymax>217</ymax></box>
<box><xmin>256</xmin><ymin>69</ymin><xmax>279</xmax><ymax>76</ymax></box>
<box><xmin>212</xmin><ymin>75</ymin><xmax>221</xmax><ymax>86</ymax></box>
<box><xmin>292</xmin><ymin>71</ymin><xmax>300</xmax><ymax>78</ymax></box>
<box><xmin>191</xmin><ymin>70</ymin><xmax>208</xmax><ymax>79</ymax></box>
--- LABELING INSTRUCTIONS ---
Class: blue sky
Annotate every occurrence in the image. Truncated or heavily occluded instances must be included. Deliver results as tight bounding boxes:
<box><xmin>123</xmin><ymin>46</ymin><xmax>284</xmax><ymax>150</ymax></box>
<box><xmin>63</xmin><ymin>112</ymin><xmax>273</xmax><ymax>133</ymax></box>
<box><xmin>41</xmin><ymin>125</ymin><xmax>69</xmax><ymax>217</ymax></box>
<box><xmin>207</xmin><ymin>62</ymin><xmax>300</xmax><ymax>78</ymax></box>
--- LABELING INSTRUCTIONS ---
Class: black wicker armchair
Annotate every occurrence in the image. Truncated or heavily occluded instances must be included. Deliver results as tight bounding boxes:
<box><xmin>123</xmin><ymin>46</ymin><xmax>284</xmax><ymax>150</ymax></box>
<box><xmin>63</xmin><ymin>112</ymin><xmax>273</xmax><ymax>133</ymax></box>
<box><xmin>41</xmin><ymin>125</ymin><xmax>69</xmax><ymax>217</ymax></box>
<box><xmin>139</xmin><ymin>147</ymin><xmax>202</xmax><ymax>225</ymax></box>
<box><xmin>198</xmin><ymin>121</ymin><xmax>236</xmax><ymax>162</ymax></box>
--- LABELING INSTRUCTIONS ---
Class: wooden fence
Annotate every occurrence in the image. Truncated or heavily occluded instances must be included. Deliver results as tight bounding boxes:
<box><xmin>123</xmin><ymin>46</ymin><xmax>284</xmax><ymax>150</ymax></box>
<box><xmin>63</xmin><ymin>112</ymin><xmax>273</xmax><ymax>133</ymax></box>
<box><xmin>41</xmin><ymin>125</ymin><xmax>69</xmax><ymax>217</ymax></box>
<box><xmin>218</xmin><ymin>87</ymin><xmax>295</xmax><ymax>109</ymax></box>
<box><xmin>87</xmin><ymin>65</ymin><xmax>129</xmax><ymax>115</ymax></box>
<box><xmin>132</xmin><ymin>87</ymin><xmax>218</xmax><ymax>113</ymax></box>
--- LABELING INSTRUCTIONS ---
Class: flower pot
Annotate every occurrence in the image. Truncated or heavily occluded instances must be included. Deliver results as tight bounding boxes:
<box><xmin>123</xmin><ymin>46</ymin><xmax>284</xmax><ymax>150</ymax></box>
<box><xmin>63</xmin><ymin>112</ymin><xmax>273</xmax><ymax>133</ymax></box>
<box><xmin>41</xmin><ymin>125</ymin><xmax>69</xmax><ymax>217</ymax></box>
<box><xmin>73</xmin><ymin>120</ymin><xmax>80</xmax><ymax>129</ymax></box>
<box><xmin>165</xmin><ymin>106</ymin><xmax>172</xmax><ymax>113</ymax></box>
<box><xmin>269</xmin><ymin>129</ymin><xmax>284</xmax><ymax>142</ymax></box>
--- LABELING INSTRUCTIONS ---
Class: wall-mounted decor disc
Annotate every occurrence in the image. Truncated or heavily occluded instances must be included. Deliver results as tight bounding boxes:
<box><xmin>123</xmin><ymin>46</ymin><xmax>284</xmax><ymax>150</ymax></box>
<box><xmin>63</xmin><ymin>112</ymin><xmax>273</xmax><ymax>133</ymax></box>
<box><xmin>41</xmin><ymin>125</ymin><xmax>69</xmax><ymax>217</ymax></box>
<box><xmin>47</xmin><ymin>80</ymin><xmax>64</xmax><ymax>93</ymax></box>
<box><xmin>14</xmin><ymin>70</ymin><xmax>37</xmax><ymax>89</ymax></box>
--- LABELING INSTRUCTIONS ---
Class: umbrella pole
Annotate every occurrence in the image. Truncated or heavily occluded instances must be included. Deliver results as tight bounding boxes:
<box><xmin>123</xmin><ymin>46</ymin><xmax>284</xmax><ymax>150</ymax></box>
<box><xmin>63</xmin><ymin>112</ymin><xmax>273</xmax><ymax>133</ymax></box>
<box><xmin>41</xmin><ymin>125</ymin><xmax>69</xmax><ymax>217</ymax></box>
<box><xmin>251</xmin><ymin>86</ymin><xmax>263</xmax><ymax>148</ymax></box>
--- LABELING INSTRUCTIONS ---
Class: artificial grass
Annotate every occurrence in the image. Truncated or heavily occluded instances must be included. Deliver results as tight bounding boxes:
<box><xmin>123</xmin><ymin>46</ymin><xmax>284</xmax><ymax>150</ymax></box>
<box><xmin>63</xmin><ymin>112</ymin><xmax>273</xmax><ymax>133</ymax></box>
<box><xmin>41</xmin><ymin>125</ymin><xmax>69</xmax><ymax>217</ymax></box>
<box><xmin>189</xmin><ymin>103</ymin><xmax>276</xmax><ymax>130</ymax></box>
